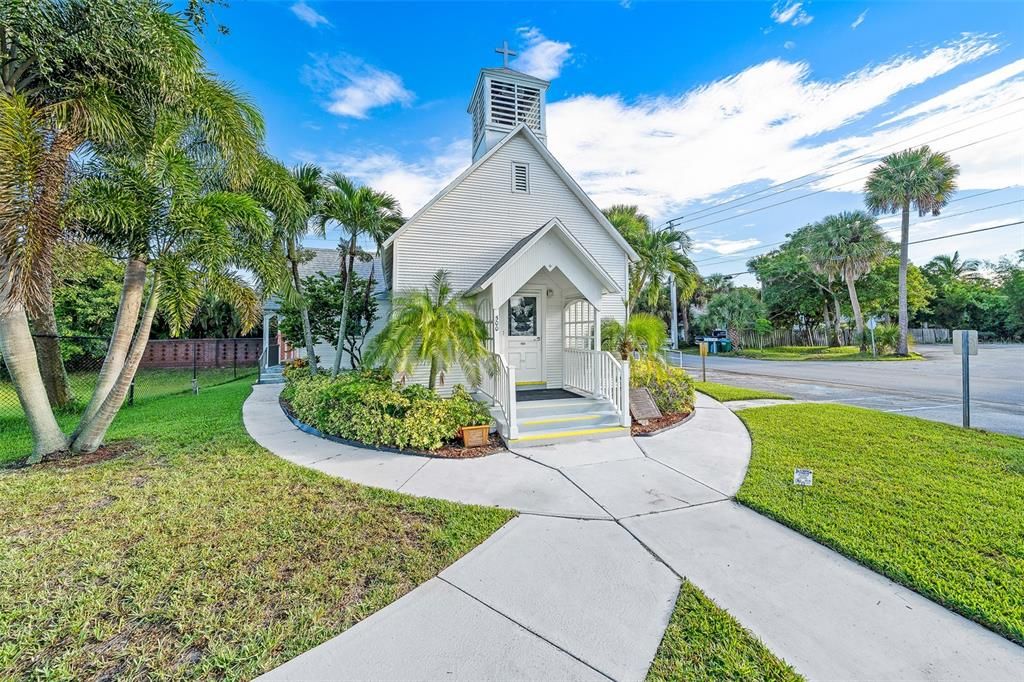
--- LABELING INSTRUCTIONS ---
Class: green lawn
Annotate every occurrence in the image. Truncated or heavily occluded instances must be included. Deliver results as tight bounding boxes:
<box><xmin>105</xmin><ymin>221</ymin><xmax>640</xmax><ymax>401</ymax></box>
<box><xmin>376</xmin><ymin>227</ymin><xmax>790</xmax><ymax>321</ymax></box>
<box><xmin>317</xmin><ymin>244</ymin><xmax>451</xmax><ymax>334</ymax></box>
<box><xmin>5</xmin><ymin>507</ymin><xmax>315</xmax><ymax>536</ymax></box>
<box><xmin>648</xmin><ymin>581</ymin><xmax>801</xmax><ymax>682</ymax></box>
<box><xmin>682</xmin><ymin>345</ymin><xmax>922</xmax><ymax>361</ymax></box>
<box><xmin>0</xmin><ymin>367</ymin><xmax>255</xmax><ymax>464</ymax></box>
<box><xmin>0</xmin><ymin>378</ymin><xmax>514</xmax><ymax>680</ymax></box>
<box><xmin>736</xmin><ymin>403</ymin><xmax>1024</xmax><ymax>645</ymax></box>
<box><xmin>695</xmin><ymin>382</ymin><xmax>791</xmax><ymax>402</ymax></box>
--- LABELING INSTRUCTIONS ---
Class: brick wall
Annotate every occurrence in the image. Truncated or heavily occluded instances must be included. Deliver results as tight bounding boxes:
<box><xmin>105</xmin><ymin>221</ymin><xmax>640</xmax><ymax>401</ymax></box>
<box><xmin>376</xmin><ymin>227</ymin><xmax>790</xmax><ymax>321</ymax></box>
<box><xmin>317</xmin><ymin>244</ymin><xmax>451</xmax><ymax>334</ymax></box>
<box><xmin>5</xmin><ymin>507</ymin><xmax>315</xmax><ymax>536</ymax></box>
<box><xmin>140</xmin><ymin>338</ymin><xmax>261</xmax><ymax>369</ymax></box>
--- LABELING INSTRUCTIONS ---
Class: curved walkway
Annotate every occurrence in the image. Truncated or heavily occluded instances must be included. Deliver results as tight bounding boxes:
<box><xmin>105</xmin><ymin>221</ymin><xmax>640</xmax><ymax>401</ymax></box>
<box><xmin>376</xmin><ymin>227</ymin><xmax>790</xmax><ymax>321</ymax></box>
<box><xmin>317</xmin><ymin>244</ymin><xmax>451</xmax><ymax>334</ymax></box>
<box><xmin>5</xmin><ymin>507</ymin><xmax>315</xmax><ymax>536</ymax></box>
<box><xmin>244</xmin><ymin>385</ymin><xmax>1024</xmax><ymax>681</ymax></box>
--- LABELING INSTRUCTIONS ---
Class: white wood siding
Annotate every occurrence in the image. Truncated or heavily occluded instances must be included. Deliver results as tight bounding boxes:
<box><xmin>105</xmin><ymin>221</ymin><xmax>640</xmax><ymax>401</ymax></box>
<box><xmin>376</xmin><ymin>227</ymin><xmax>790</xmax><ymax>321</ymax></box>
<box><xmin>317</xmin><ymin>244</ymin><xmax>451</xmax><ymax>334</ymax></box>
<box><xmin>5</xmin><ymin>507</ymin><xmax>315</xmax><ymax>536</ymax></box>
<box><xmin>393</xmin><ymin>133</ymin><xmax>627</xmax><ymax>324</ymax></box>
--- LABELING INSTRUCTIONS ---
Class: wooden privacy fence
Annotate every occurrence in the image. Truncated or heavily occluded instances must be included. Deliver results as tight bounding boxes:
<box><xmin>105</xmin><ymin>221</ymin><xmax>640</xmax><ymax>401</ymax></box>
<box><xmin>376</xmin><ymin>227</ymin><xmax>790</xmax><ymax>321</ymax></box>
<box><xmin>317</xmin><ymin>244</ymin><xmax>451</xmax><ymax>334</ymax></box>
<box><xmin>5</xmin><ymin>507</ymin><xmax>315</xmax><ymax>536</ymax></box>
<box><xmin>140</xmin><ymin>338</ymin><xmax>261</xmax><ymax>369</ymax></box>
<box><xmin>735</xmin><ymin>327</ymin><xmax>855</xmax><ymax>348</ymax></box>
<box><xmin>732</xmin><ymin>327</ymin><xmax>953</xmax><ymax>348</ymax></box>
<box><xmin>910</xmin><ymin>328</ymin><xmax>952</xmax><ymax>344</ymax></box>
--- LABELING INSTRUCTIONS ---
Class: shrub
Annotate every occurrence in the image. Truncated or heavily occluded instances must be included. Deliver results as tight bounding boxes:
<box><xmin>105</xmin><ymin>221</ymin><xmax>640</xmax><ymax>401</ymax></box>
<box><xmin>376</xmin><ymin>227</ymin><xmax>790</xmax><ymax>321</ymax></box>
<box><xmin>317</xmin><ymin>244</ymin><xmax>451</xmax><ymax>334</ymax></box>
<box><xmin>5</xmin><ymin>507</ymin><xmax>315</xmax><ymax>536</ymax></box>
<box><xmin>630</xmin><ymin>358</ymin><xmax>695</xmax><ymax>414</ymax></box>
<box><xmin>282</xmin><ymin>373</ymin><xmax>492</xmax><ymax>451</ymax></box>
<box><xmin>870</xmin><ymin>323</ymin><xmax>915</xmax><ymax>354</ymax></box>
<box><xmin>282</xmin><ymin>358</ymin><xmax>312</xmax><ymax>382</ymax></box>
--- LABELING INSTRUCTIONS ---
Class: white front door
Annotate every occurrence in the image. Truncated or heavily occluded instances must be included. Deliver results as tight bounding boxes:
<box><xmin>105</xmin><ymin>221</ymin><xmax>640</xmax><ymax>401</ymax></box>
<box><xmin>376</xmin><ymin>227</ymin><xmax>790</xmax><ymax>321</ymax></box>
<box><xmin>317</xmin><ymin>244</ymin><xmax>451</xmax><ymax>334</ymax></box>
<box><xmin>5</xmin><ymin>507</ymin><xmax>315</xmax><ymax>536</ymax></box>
<box><xmin>507</xmin><ymin>291</ymin><xmax>544</xmax><ymax>385</ymax></box>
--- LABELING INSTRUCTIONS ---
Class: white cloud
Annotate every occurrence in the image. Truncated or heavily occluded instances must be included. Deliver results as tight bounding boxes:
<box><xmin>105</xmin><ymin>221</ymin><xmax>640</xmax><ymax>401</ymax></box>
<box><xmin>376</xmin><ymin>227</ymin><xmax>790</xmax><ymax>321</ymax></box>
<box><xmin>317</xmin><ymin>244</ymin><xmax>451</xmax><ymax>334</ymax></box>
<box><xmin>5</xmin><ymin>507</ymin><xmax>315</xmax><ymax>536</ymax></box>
<box><xmin>512</xmin><ymin>27</ymin><xmax>572</xmax><ymax>80</ymax></box>
<box><xmin>771</xmin><ymin>1</ymin><xmax>813</xmax><ymax>27</ymax></box>
<box><xmin>296</xmin><ymin>140</ymin><xmax>469</xmax><ymax>218</ymax></box>
<box><xmin>692</xmin><ymin>238</ymin><xmax>763</xmax><ymax>255</ymax></box>
<box><xmin>784</xmin><ymin>41</ymin><xmax>796</xmax><ymax>50</ymax></box>
<box><xmin>543</xmin><ymin>35</ymin><xmax>1010</xmax><ymax>218</ymax></box>
<box><xmin>305</xmin><ymin>34</ymin><xmax>1022</xmax><ymax>258</ymax></box>
<box><xmin>851</xmin><ymin>10</ymin><xmax>867</xmax><ymax>30</ymax></box>
<box><xmin>302</xmin><ymin>54</ymin><xmax>414</xmax><ymax>119</ymax></box>
<box><xmin>290</xmin><ymin>1</ymin><xmax>330</xmax><ymax>28</ymax></box>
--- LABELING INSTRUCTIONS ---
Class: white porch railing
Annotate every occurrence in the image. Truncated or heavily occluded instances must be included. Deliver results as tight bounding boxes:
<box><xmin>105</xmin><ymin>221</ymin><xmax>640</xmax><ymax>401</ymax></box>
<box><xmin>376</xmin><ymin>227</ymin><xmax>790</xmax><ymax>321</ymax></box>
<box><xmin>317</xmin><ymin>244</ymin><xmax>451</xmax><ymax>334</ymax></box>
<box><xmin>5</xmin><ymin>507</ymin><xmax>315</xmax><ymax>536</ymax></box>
<box><xmin>479</xmin><ymin>353</ymin><xmax>518</xmax><ymax>439</ymax></box>
<box><xmin>563</xmin><ymin>348</ymin><xmax>630</xmax><ymax>427</ymax></box>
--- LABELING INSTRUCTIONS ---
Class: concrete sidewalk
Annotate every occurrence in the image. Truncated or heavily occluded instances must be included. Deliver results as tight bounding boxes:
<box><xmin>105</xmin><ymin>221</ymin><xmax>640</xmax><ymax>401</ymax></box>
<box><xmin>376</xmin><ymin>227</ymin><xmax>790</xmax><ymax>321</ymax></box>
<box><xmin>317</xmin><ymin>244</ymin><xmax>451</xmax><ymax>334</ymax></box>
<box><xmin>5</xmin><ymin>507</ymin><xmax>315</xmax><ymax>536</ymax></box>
<box><xmin>246</xmin><ymin>385</ymin><xmax>1024</xmax><ymax>681</ymax></box>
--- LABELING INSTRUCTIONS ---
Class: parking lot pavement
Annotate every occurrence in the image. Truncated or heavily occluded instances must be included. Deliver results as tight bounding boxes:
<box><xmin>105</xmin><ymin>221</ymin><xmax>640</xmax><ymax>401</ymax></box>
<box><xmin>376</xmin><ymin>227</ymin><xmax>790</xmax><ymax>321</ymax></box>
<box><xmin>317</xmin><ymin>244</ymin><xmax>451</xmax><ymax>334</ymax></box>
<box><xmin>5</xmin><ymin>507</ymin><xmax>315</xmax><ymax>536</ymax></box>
<box><xmin>668</xmin><ymin>344</ymin><xmax>1024</xmax><ymax>437</ymax></box>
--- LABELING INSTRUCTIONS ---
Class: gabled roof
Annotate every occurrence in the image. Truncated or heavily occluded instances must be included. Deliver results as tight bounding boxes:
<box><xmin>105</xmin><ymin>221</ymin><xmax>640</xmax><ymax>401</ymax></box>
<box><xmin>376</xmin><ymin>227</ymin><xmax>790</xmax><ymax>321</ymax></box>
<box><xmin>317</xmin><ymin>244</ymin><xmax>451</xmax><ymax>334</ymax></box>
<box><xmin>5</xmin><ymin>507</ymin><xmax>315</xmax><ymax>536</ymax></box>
<box><xmin>296</xmin><ymin>248</ymin><xmax>387</xmax><ymax>296</ymax></box>
<box><xmin>466</xmin><ymin>218</ymin><xmax>620</xmax><ymax>296</ymax></box>
<box><xmin>381</xmin><ymin>124</ymin><xmax>640</xmax><ymax>263</ymax></box>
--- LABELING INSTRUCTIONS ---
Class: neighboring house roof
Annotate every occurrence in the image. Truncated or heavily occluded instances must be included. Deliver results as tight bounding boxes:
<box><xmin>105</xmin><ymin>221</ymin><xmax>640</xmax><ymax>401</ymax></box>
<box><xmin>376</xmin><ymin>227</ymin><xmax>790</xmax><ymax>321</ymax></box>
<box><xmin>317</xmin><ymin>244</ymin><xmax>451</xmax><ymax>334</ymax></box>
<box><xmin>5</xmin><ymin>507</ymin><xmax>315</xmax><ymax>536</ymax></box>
<box><xmin>466</xmin><ymin>217</ymin><xmax>620</xmax><ymax>296</ymax></box>
<box><xmin>381</xmin><ymin>124</ymin><xmax>640</xmax><ymax>263</ymax></box>
<box><xmin>296</xmin><ymin>248</ymin><xmax>387</xmax><ymax>296</ymax></box>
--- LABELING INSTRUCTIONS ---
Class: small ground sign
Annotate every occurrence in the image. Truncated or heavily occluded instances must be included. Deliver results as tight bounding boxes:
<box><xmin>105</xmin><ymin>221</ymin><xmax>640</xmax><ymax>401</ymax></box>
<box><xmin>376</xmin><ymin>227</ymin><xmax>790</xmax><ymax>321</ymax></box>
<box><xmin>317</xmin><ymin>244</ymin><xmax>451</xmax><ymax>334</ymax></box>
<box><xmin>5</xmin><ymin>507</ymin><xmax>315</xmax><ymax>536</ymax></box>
<box><xmin>793</xmin><ymin>468</ymin><xmax>813</xmax><ymax>486</ymax></box>
<box><xmin>629</xmin><ymin>387</ymin><xmax>662</xmax><ymax>425</ymax></box>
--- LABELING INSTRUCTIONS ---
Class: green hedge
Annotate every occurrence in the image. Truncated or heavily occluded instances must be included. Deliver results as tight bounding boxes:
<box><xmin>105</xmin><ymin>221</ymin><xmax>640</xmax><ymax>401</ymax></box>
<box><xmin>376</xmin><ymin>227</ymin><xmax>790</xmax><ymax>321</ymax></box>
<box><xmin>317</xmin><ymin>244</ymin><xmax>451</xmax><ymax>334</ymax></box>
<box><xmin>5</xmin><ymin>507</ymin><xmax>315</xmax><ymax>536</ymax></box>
<box><xmin>281</xmin><ymin>371</ymin><xmax>492</xmax><ymax>451</ymax></box>
<box><xmin>631</xmin><ymin>358</ymin><xmax>696</xmax><ymax>414</ymax></box>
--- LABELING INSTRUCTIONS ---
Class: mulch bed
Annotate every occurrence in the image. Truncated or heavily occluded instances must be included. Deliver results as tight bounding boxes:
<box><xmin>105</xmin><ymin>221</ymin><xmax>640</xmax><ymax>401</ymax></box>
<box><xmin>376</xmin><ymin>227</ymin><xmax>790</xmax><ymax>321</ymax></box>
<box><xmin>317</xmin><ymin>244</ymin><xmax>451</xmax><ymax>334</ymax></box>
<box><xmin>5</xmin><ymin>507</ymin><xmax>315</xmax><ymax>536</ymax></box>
<box><xmin>2</xmin><ymin>441</ymin><xmax>137</xmax><ymax>471</ymax></box>
<box><xmin>279</xmin><ymin>397</ymin><xmax>505</xmax><ymax>459</ymax></box>
<box><xmin>632</xmin><ymin>410</ymin><xmax>693</xmax><ymax>436</ymax></box>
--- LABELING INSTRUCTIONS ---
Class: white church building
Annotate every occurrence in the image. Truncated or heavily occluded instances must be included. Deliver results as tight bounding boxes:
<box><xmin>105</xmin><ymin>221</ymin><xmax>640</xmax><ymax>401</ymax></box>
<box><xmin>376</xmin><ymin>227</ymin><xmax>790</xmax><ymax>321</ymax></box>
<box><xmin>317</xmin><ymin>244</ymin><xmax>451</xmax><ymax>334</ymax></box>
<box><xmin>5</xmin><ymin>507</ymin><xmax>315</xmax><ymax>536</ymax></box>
<box><xmin>270</xmin><ymin>53</ymin><xmax>640</xmax><ymax>444</ymax></box>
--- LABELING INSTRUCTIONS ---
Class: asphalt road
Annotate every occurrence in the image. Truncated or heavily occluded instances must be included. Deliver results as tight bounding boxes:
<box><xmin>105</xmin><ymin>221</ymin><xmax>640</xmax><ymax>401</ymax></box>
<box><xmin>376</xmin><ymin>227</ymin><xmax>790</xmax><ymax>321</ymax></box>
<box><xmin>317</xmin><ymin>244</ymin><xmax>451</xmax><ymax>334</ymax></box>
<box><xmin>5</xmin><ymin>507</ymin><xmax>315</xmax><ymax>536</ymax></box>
<box><xmin>667</xmin><ymin>344</ymin><xmax>1024</xmax><ymax>437</ymax></box>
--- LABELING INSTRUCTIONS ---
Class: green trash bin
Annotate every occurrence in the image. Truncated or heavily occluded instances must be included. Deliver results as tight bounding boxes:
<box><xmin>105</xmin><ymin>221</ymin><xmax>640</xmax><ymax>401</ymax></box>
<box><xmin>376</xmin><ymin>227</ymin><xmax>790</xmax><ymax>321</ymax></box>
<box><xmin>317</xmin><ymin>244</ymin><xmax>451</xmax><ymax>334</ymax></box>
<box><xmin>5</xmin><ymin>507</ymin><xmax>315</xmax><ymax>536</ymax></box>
<box><xmin>719</xmin><ymin>339</ymin><xmax>734</xmax><ymax>352</ymax></box>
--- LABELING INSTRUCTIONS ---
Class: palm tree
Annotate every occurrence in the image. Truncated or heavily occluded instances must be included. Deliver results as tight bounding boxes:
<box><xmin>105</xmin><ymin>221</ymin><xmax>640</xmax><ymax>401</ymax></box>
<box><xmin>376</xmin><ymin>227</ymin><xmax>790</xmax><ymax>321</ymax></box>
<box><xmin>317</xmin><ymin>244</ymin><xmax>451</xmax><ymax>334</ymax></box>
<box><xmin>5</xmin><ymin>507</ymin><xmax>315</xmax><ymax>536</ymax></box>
<box><xmin>66</xmin><ymin>108</ymin><xmax>272</xmax><ymax>454</ymax></box>
<box><xmin>316</xmin><ymin>173</ymin><xmax>402</xmax><ymax>376</ymax></box>
<box><xmin>604</xmin><ymin>205</ymin><xmax>698</xmax><ymax>315</ymax></box>
<box><xmin>807</xmin><ymin>211</ymin><xmax>888</xmax><ymax>350</ymax></box>
<box><xmin>705</xmin><ymin>289</ymin><xmax>765</xmax><ymax>349</ymax></box>
<box><xmin>924</xmin><ymin>252</ymin><xmax>981</xmax><ymax>281</ymax></box>
<box><xmin>1</xmin><ymin>0</ymin><xmax>204</xmax><ymax>409</ymax></box>
<box><xmin>601</xmin><ymin>312</ymin><xmax>668</xmax><ymax>359</ymax></box>
<box><xmin>865</xmin><ymin>146</ymin><xmax>959</xmax><ymax>355</ymax></box>
<box><xmin>366</xmin><ymin>270</ymin><xmax>492</xmax><ymax>390</ymax></box>
<box><xmin>286</xmin><ymin>164</ymin><xmax>325</xmax><ymax>374</ymax></box>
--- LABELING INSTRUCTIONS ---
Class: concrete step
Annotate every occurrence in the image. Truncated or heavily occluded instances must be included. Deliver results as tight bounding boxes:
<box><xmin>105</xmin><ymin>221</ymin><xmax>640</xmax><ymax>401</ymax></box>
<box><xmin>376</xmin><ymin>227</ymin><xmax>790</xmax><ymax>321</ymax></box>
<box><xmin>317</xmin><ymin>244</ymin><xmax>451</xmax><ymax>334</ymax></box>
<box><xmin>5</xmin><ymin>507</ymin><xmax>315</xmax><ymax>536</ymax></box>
<box><xmin>517</xmin><ymin>411</ymin><xmax>620</xmax><ymax>434</ymax></box>
<box><xmin>259</xmin><ymin>376</ymin><xmax>286</xmax><ymax>384</ymax></box>
<box><xmin>515</xmin><ymin>397</ymin><xmax>614</xmax><ymax>418</ymax></box>
<box><xmin>508</xmin><ymin>425</ymin><xmax>631</xmax><ymax>448</ymax></box>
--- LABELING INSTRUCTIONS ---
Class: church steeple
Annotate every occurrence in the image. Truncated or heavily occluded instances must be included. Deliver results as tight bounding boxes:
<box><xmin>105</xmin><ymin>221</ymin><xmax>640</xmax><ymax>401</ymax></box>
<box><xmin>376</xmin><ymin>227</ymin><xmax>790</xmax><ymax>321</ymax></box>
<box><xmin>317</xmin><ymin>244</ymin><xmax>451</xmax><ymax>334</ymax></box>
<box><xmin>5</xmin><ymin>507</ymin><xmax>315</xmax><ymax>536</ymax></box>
<box><xmin>468</xmin><ymin>42</ymin><xmax>549</xmax><ymax>162</ymax></box>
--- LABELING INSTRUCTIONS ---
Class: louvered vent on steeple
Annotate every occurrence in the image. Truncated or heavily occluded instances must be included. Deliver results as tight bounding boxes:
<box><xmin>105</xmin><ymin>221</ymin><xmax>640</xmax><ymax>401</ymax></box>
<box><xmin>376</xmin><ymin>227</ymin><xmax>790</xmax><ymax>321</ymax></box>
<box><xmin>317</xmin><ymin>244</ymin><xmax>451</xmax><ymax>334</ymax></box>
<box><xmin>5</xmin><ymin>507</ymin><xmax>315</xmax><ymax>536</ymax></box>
<box><xmin>468</xmin><ymin>48</ymin><xmax>549</xmax><ymax>162</ymax></box>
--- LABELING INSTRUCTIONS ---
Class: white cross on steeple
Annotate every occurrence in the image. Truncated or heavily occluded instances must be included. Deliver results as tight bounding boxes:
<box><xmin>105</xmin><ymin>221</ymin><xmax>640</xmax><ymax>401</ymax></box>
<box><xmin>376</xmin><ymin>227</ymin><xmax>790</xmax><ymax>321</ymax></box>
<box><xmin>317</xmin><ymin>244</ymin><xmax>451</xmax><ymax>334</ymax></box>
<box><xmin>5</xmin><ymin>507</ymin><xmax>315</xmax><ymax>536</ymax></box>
<box><xmin>495</xmin><ymin>40</ymin><xmax>517</xmax><ymax>68</ymax></box>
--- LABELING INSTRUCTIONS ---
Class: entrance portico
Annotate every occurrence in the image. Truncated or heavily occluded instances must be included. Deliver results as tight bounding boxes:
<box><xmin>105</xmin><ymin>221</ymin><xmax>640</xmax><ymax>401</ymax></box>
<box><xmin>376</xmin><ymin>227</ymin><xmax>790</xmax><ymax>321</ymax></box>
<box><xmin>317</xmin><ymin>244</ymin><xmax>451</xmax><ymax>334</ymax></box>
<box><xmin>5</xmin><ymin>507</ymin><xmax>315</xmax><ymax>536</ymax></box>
<box><xmin>469</xmin><ymin>218</ymin><xmax>631</xmax><ymax>441</ymax></box>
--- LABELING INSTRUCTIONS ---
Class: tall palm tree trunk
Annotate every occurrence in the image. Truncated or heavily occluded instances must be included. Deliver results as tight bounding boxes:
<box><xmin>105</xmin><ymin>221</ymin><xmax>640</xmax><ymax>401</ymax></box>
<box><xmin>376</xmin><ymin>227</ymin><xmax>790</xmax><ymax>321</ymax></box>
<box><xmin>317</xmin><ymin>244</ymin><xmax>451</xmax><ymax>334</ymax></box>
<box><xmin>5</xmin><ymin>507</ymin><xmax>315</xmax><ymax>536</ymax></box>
<box><xmin>74</xmin><ymin>259</ymin><xmax>147</xmax><ymax>435</ymax></box>
<box><xmin>71</xmin><ymin>276</ymin><xmax>160</xmax><ymax>454</ymax></box>
<box><xmin>287</xmin><ymin>242</ymin><xmax>318</xmax><ymax>375</ymax></box>
<box><xmin>22</xmin><ymin>129</ymin><xmax>80</xmax><ymax>410</ymax></box>
<box><xmin>846</xmin><ymin>273</ymin><xmax>867</xmax><ymax>351</ymax></box>
<box><xmin>0</xmin><ymin>299</ymin><xmax>68</xmax><ymax>461</ymax></box>
<box><xmin>332</xmin><ymin>234</ymin><xmax>357</xmax><ymax>377</ymax></box>
<box><xmin>897</xmin><ymin>202</ymin><xmax>911</xmax><ymax>356</ymax></box>
<box><xmin>28</xmin><ymin>274</ymin><xmax>74</xmax><ymax>408</ymax></box>
<box><xmin>823</xmin><ymin>302</ymin><xmax>834</xmax><ymax>347</ymax></box>
<box><xmin>832</xmin><ymin>294</ymin><xmax>844</xmax><ymax>346</ymax></box>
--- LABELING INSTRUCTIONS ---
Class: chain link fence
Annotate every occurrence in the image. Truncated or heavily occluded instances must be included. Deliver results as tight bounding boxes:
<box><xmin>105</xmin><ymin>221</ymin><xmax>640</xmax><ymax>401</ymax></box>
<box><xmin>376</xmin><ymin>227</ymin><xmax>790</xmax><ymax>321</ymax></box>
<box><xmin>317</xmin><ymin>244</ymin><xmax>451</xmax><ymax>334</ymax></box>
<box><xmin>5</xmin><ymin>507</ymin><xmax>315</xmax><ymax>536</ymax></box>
<box><xmin>1</xmin><ymin>336</ymin><xmax>259</xmax><ymax>421</ymax></box>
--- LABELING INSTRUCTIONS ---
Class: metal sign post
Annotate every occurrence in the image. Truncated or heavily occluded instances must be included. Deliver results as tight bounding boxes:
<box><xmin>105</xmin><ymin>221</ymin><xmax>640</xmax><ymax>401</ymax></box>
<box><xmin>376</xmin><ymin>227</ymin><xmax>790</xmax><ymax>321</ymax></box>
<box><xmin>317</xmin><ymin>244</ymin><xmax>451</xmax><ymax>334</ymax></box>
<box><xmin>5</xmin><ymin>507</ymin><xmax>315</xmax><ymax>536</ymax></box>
<box><xmin>953</xmin><ymin>329</ymin><xmax>978</xmax><ymax>428</ymax></box>
<box><xmin>699</xmin><ymin>341</ymin><xmax>708</xmax><ymax>382</ymax></box>
<box><xmin>867</xmin><ymin>317</ymin><xmax>877</xmax><ymax>358</ymax></box>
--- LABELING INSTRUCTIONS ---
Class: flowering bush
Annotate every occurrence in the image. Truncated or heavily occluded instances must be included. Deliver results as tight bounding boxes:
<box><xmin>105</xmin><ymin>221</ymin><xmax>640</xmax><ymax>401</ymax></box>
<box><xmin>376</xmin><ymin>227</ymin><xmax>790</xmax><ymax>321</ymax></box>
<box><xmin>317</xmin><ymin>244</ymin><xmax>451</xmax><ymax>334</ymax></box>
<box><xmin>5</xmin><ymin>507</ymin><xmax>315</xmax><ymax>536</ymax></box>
<box><xmin>281</xmin><ymin>372</ymin><xmax>492</xmax><ymax>451</ymax></box>
<box><xmin>630</xmin><ymin>358</ymin><xmax>695</xmax><ymax>414</ymax></box>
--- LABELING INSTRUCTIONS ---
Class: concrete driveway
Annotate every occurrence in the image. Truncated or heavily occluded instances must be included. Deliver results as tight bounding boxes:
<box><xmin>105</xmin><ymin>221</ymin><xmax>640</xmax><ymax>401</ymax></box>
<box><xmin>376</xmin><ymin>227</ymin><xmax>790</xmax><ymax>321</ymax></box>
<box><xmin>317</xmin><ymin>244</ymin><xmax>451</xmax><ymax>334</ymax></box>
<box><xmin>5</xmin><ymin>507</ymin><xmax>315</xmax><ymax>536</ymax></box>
<box><xmin>244</xmin><ymin>386</ymin><xmax>1024</xmax><ymax>681</ymax></box>
<box><xmin>669</xmin><ymin>343</ymin><xmax>1024</xmax><ymax>436</ymax></box>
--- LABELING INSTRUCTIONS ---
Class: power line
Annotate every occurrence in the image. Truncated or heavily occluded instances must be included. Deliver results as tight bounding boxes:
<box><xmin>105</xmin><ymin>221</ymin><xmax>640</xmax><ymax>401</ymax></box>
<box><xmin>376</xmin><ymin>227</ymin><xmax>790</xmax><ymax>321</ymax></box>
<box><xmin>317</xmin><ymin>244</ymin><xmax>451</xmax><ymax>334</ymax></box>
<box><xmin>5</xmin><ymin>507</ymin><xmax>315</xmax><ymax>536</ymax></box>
<box><xmin>690</xmin><ymin>190</ymin><xmax>1022</xmax><ymax>267</ymax></box>
<box><xmin>656</xmin><ymin>98</ymin><xmax>1024</xmax><ymax>229</ymax></box>
<box><xmin>710</xmin><ymin>220</ymin><xmax>1024</xmax><ymax>278</ymax></box>
<box><xmin>678</xmin><ymin>127</ymin><xmax>1021</xmax><ymax>235</ymax></box>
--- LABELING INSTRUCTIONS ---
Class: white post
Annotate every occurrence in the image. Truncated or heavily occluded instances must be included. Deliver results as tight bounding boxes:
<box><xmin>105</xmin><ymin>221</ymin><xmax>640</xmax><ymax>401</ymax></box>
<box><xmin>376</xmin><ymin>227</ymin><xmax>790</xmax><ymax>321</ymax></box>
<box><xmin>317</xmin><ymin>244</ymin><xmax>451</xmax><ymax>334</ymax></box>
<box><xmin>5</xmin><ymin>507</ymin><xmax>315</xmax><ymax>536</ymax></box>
<box><xmin>507</xmin><ymin>364</ymin><xmax>519</xmax><ymax>439</ymax></box>
<box><xmin>620</xmin><ymin>360</ymin><xmax>631</xmax><ymax>427</ymax></box>
<box><xmin>670</xmin><ymin>277</ymin><xmax>678</xmax><ymax>350</ymax></box>
<box><xmin>262</xmin><ymin>313</ymin><xmax>271</xmax><ymax>367</ymax></box>
<box><xmin>592</xmin><ymin>303</ymin><xmax>602</xmax><ymax>396</ymax></box>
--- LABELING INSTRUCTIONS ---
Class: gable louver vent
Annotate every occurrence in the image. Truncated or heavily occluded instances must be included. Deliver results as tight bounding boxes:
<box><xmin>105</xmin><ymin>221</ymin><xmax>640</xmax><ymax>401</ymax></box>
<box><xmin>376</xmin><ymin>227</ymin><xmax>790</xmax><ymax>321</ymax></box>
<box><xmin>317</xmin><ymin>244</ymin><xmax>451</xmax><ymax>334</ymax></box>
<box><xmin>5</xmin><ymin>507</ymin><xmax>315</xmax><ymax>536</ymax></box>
<box><xmin>512</xmin><ymin>162</ymin><xmax>529</xmax><ymax>193</ymax></box>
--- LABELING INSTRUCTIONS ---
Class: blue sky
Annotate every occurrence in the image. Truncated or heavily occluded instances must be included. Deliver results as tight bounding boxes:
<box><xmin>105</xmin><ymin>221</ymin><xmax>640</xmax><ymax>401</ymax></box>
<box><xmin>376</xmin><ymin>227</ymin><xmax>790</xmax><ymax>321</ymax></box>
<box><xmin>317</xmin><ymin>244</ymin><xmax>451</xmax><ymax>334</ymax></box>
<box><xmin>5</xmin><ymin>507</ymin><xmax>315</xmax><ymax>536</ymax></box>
<box><xmin>197</xmin><ymin>1</ymin><xmax>1024</xmax><ymax>282</ymax></box>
